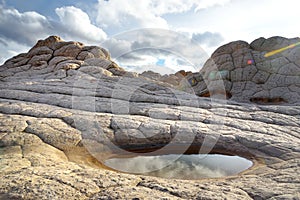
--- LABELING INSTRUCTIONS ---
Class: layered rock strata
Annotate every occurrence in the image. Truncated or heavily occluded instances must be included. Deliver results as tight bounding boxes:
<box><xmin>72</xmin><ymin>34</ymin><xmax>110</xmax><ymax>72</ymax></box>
<box><xmin>0</xmin><ymin>36</ymin><xmax>299</xmax><ymax>199</ymax></box>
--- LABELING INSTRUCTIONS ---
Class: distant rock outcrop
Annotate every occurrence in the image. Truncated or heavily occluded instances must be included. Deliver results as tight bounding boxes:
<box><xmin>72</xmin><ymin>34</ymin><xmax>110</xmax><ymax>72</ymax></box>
<box><xmin>0</xmin><ymin>36</ymin><xmax>134</xmax><ymax>81</ymax></box>
<box><xmin>140</xmin><ymin>70</ymin><xmax>192</xmax><ymax>87</ymax></box>
<box><xmin>182</xmin><ymin>36</ymin><xmax>300</xmax><ymax>105</ymax></box>
<box><xmin>0</xmin><ymin>36</ymin><xmax>299</xmax><ymax>199</ymax></box>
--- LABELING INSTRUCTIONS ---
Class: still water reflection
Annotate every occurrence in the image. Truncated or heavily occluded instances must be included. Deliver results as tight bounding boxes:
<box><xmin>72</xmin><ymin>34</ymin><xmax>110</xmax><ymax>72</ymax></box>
<box><xmin>104</xmin><ymin>154</ymin><xmax>253</xmax><ymax>179</ymax></box>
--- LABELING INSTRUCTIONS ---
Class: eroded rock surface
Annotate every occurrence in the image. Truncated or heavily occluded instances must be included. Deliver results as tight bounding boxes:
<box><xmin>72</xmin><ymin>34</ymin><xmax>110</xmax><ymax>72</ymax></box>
<box><xmin>0</xmin><ymin>36</ymin><xmax>300</xmax><ymax>199</ymax></box>
<box><xmin>183</xmin><ymin>36</ymin><xmax>300</xmax><ymax>105</ymax></box>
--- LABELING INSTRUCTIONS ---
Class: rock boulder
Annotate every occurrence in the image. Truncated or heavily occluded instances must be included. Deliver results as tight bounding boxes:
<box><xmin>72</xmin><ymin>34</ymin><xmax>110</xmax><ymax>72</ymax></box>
<box><xmin>182</xmin><ymin>36</ymin><xmax>300</xmax><ymax>105</ymax></box>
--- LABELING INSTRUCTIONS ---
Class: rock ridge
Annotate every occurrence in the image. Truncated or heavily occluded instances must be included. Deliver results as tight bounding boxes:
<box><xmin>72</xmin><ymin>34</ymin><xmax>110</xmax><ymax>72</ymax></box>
<box><xmin>182</xmin><ymin>36</ymin><xmax>300</xmax><ymax>105</ymax></box>
<box><xmin>0</xmin><ymin>36</ymin><xmax>131</xmax><ymax>81</ymax></box>
<box><xmin>0</xmin><ymin>36</ymin><xmax>299</xmax><ymax>199</ymax></box>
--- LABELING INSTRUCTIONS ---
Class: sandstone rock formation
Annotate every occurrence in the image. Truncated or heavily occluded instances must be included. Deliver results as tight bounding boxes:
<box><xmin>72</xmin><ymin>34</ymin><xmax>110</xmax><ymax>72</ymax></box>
<box><xmin>0</xmin><ymin>36</ymin><xmax>299</xmax><ymax>199</ymax></box>
<box><xmin>140</xmin><ymin>70</ymin><xmax>192</xmax><ymax>87</ymax></box>
<box><xmin>183</xmin><ymin>36</ymin><xmax>300</xmax><ymax>105</ymax></box>
<box><xmin>0</xmin><ymin>36</ymin><xmax>135</xmax><ymax>81</ymax></box>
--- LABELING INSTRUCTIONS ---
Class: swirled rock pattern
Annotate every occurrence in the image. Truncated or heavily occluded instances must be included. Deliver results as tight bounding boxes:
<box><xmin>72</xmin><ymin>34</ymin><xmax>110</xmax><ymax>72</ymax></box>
<box><xmin>0</xmin><ymin>36</ymin><xmax>299</xmax><ymax>199</ymax></box>
<box><xmin>0</xmin><ymin>36</ymin><xmax>133</xmax><ymax>81</ymax></box>
<box><xmin>184</xmin><ymin>36</ymin><xmax>300</xmax><ymax>105</ymax></box>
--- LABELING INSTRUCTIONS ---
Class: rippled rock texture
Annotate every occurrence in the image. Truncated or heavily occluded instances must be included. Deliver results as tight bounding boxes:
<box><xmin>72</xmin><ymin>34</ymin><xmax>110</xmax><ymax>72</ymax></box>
<box><xmin>0</xmin><ymin>36</ymin><xmax>299</xmax><ymax>199</ymax></box>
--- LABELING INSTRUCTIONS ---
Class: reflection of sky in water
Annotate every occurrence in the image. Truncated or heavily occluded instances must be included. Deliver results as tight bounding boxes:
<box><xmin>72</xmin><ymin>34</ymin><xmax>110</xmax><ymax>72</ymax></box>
<box><xmin>104</xmin><ymin>154</ymin><xmax>253</xmax><ymax>179</ymax></box>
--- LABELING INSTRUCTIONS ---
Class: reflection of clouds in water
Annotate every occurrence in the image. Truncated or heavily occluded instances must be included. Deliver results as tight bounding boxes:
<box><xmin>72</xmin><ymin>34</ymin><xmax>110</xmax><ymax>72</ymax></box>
<box><xmin>104</xmin><ymin>154</ymin><xmax>253</xmax><ymax>179</ymax></box>
<box><xmin>148</xmin><ymin>159</ymin><xmax>226</xmax><ymax>179</ymax></box>
<box><xmin>105</xmin><ymin>154</ymin><xmax>180</xmax><ymax>174</ymax></box>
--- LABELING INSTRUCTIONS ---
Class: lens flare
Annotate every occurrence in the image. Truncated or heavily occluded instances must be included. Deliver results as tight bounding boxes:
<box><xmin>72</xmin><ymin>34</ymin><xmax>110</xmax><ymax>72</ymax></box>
<box><xmin>264</xmin><ymin>42</ymin><xmax>300</xmax><ymax>57</ymax></box>
<box><xmin>247</xmin><ymin>59</ymin><xmax>254</xmax><ymax>65</ymax></box>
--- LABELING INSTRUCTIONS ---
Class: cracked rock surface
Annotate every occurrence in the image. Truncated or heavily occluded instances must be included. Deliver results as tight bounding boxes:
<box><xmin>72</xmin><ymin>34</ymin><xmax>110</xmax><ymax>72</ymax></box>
<box><xmin>184</xmin><ymin>36</ymin><xmax>300</xmax><ymax>105</ymax></box>
<box><xmin>0</xmin><ymin>36</ymin><xmax>300</xmax><ymax>199</ymax></box>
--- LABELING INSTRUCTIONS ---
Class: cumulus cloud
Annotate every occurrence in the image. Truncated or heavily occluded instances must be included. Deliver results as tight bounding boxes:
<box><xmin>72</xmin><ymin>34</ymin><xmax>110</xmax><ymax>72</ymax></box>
<box><xmin>194</xmin><ymin>0</ymin><xmax>231</xmax><ymax>12</ymax></box>
<box><xmin>95</xmin><ymin>0</ymin><xmax>232</xmax><ymax>34</ymax></box>
<box><xmin>0</xmin><ymin>5</ymin><xmax>51</xmax><ymax>45</ymax></box>
<box><xmin>55</xmin><ymin>6</ymin><xmax>107</xmax><ymax>43</ymax></box>
<box><xmin>116</xmin><ymin>55</ymin><xmax>183</xmax><ymax>75</ymax></box>
<box><xmin>95</xmin><ymin>0</ymin><xmax>169</xmax><ymax>34</ymax></box>
<box><xmin>0</xmin><ymin>37</ymin><xmax>31</xmax><ymax>64</ymax></box>
<box><xmin>0</xmin><ymin>5</ymin><xmax>107</xmax><ymax>46</ymax></box>
<box><xmin>150</xmin><ymin>0</ymin><xmax>232</xmax><ymax>14</ymax></box>
<box><xmin>0</xmin><ymin>5</ymin><xmax>51</xmax><ymax>64</ymax></box>
<box><xmin>0</xmin><ymin>0</ymin><xmax>231</xmax><ymax>67</ymax></box>
<box><xmin>100</xmin><ymin>29</ymin><xmax>209</xmax><ymax>74</ymax></box>
<box><xmin>100</xmin><ymin>38</ymin><xmax>132</xmax><ymax>58</ymax></box>
<box><xmin>0</xmin><ymin>5</ymin><xmax>108</xmax><ymax>64</ymax></box>
<box><xmin>192</xmin><ymin>32</ymin><xmax>224</xmax><ymax>47</ymax></box>
<box><xmin>115</xmin><ymin>48</ymin><xmax>197</xmax><ymax>75</ymax></box>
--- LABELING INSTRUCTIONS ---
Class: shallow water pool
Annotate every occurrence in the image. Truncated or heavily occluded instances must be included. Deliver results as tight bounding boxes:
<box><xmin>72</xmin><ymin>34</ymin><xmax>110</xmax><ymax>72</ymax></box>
<box><xmin>104</xmin><ymin>154</ymin><xmax>253</xmax><ymax>179</ymax></box>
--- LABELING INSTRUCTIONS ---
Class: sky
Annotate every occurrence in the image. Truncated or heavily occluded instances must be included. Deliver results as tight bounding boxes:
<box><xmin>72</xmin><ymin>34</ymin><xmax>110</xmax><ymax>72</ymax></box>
<box><xmin>0</xmin><ymin>0</ymin><xmax>299</xmax><ymax>74</ymax></box>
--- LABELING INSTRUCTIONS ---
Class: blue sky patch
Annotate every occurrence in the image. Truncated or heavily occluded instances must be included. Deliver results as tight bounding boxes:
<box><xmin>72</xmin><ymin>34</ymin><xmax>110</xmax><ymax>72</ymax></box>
<box><xmin>156</xmin><ymin>58</ymin><xmax>165</xmax><ymax>66</ymax></box>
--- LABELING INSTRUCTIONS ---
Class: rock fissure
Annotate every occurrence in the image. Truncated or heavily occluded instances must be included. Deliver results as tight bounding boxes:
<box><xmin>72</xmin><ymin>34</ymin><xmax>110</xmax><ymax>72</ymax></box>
<box><xmin>136</xmin><ymin>181</ymin><xmax>183</xmax><ymax>198</ymax></box>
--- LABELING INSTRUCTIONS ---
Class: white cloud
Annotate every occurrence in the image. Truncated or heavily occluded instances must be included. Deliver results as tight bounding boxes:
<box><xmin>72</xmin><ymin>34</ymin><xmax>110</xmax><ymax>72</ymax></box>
<box><xmin>148</xmin><ymin>0</ymin><xmax>199</xmax><ymax>15</ymax></box>
<box><xmin>92</xmin><ymin>0</ymin><xmax>230</xmax><ymax>68</ymax></box>
<box><xmin>99</xmin><ymin>29</ymin><xmax>209</xmax><ymax>75</ymax></box>
<box><xmin>194</xmin><ymin>0</ymin><xmax>231</xmax><ymax>12</ymax></box>
<box><xmin>55</xmin><ymin>6</ymin><xmax>107</xmax><ymax>43</ymax></box>
<box><xmin>100</xmin><ymin>38</ymin><xmax>132</xmax><ymax>58</ymax></box>
<box><xmin>192</xmin><ymin>32</ymin><xmax>224</xmax><ymax>47</ymax></box>
<box><xmin>115</xmin><ymin>47</ymin><xmax>198</xmax><ymax>75</ymax></box>
<box><xmin>168</xmin><ymin>0</ymin><xmax>300</xmax><ymax>46</ymax></box>
<box><xmin>0</xmin><ymin>5</ymin><xmax>50</xmax><ymax>64</ymax></box>
<box><xmin>95</xmin><ymin>0</ymin><xmax>169</xmax><ymax>33</ymax></box>
<box><xmin>99</xmin><ymin>28</ymin><xmax>211</xmax><ymax>75</ymax></box>
<box><xmin>94</xmin><ymin>0</ymin><xmax>232</xmax><ymax>34</ymax></box>
<box><xmin>163</xmin><ymin>55</ymin><xmax>196</xmax><ymax>72</ymax></box>
<box><xmin>0</xmin><ymin>5</ymin><xmax>108</xmax><ymax>46</ymax></box>
<box><xmin>0</xmin><ymin>5</ymin><xmax>109</xmax><ymax>64</ymax></box>
<box><xmin>0</xmin><ymin>5</ymin><xmax>51</xmax><ymax>45</ymax></box>
<box><xmin>2</xmin><ymin>0</ymin><xmax>299</xmax><ymax>74</ymax></box>
<box><xmin>0</xmin><ymin>37</ymin><xmax>30</xmax><ymax>65</ymax></box>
